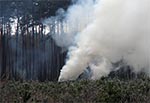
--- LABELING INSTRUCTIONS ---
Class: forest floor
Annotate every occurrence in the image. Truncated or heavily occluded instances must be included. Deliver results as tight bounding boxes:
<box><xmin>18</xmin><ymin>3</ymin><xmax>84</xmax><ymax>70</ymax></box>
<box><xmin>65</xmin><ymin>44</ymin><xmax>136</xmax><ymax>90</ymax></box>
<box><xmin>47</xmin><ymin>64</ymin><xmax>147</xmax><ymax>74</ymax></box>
<box><xmin>0</xmin><ymin>78</ymin><xmax>150</xmax><ymax>103</ymax></box>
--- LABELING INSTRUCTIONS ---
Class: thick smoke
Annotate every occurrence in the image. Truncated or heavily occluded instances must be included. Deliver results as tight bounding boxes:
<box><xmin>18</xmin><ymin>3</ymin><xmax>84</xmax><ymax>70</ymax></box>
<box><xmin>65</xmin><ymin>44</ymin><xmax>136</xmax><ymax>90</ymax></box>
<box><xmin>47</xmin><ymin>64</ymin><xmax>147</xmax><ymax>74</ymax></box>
<box><xmin>57</xmin><ymin>0</ymin><xmax>150</xmax><ymax>81</ymax></box>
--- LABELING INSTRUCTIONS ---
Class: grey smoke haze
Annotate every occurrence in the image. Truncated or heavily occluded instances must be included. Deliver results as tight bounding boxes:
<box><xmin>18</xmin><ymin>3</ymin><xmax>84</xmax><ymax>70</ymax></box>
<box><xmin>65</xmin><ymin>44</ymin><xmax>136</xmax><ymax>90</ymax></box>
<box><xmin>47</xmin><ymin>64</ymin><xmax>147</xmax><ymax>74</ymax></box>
<box><xmin>46</xmin><ymin>0</ymin><xmax>150</xmax><ymax>81</ymax></box>
<box><xmin>44</xmin><ymin>0</ymin><xmax>95</xmax><ymax>48</ymax></box>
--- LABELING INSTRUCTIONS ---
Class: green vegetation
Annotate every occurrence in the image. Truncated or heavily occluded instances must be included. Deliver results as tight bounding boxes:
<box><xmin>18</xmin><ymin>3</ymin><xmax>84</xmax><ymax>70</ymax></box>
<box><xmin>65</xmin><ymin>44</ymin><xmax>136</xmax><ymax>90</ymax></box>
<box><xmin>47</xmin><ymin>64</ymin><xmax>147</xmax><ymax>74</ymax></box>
<box><xmin>0</xmin><ymin>78</ymin><xmax>150</xmax><ymax>103</ymax></box>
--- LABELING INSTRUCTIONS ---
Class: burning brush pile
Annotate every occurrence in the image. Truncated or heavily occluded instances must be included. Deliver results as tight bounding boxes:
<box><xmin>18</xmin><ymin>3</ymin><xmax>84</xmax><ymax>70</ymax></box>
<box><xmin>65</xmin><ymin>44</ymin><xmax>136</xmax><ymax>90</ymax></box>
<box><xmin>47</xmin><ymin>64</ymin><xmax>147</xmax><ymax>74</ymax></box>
<box><xmin>56</xmin><ymin>0</ymin><xmax>150</xmax><ymax>81</ymax></box>
<box><xmin>0</xmin><ymin>0</ymin><xmax>150</xmax><ymax>102</ymax></box>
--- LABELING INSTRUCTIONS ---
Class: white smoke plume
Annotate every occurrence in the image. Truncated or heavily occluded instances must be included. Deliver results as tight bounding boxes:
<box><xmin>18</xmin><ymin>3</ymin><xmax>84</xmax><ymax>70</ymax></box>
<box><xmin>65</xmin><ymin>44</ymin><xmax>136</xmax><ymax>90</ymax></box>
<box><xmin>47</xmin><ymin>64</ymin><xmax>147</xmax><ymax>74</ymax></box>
<box><xmin>57</xmin><ymin>0</ymin><xmax>150</xmax><ymax>81</ymax></box>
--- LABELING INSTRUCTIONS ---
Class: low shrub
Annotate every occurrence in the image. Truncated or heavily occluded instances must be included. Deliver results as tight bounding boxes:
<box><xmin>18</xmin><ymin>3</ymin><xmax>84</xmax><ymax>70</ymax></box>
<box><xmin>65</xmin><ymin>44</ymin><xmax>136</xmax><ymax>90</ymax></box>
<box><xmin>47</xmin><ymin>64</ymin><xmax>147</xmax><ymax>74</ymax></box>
<box><xmin>0</xmin><ymin>78</ymin><xmax>150</xmax><ymax>103</ymax></box>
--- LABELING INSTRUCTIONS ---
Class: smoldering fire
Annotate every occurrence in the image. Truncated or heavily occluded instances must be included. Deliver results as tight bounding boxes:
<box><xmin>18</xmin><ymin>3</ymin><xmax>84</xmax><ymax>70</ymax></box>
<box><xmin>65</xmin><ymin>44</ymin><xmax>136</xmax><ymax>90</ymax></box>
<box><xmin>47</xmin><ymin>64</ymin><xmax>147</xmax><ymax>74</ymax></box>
<box><xmin>45</xmin><ymin>0</ymin><xmax>150</xmax><ymax>81</ymax></box>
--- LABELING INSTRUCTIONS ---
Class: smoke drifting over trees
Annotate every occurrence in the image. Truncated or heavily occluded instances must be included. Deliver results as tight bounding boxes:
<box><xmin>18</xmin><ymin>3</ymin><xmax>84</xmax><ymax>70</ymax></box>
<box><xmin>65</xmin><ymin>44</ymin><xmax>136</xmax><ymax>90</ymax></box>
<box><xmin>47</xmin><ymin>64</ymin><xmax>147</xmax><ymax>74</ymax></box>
<box><xmin>0</xmin><ymin>0</ymin><xmax>71</xmax><ymax>81</ymax></box>
<box><xmin>0</xmin><ymin>0</ymin><xmax>149</xmax><ymax>81</ymax></box>
<box><xmin>58</xmin><ymin>0</ymin><xmax>150</xmax><ymax>81</ymax></box>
